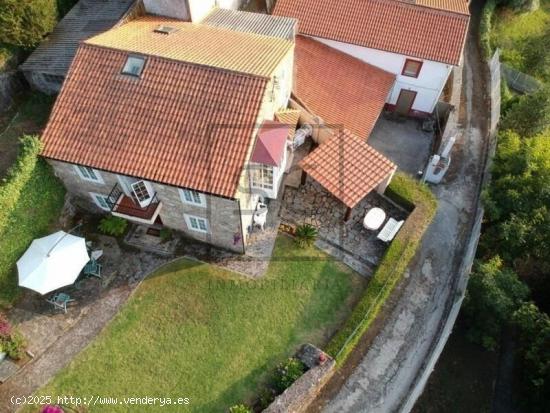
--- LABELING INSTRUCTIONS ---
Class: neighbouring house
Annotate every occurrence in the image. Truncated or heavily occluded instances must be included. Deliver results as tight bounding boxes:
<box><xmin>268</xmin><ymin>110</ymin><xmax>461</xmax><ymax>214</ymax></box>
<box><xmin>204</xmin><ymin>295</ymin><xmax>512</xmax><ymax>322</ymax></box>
<box><xmin>40</xmin><ymin>12</ymin><xmax>297</xmax><ymax>253</ymax></box>
<box><xmin>20</xmin><ymin>0</ymin><xmax>252</xmax><ymax>95</ymax></box>
<box><xmin>20</xmin><ymin>0</ymin><xmax>140</xmax><ymax>94</ymax></box>
<box><xmin>273</xmin><ymin>0</ymin><xmax>470</xmax><ymax>117</ymax></box>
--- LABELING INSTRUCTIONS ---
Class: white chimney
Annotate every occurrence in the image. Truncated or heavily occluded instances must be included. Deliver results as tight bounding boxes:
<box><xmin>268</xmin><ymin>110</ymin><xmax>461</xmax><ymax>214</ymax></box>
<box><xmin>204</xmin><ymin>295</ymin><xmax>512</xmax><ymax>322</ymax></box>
<box><xmin>143</xmin><ymin>0</ymin><xmax>241</xmax><ymax>22</ymax></box>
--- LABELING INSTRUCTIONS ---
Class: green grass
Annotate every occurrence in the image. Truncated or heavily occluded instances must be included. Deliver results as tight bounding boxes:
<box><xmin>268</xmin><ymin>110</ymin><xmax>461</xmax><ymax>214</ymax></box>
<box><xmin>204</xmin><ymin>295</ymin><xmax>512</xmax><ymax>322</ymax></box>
<box><xmin>0</xmin><ymin>158</ymin><xmax>65</xmax><ymax>306</ymax></box>
<box><xmin>325</xmin><ymin>173</ymin><xmax>437</xmax><ymax>364</ymax></box>
<box><xmin>31</xmin><ymin>236</ymin><xmax>365</xmax><ymax>412</ymax></box>
<box><xmin>491</xmin><ymin>1</ymin><xmax>550</xmax><ymax>81</ymax></box>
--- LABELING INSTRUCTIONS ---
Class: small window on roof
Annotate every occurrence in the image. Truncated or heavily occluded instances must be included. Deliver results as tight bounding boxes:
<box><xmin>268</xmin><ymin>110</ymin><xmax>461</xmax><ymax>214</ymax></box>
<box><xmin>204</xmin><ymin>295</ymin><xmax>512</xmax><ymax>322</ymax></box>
<box><xmin>154</xmin><ymin>25</ymin><xmax>178</xmax><ymax>35</ymax></box>
<box><xmin>122</xmin><ymin>56</ymin><xmax>146</xmax><ymax>77</ymax></box>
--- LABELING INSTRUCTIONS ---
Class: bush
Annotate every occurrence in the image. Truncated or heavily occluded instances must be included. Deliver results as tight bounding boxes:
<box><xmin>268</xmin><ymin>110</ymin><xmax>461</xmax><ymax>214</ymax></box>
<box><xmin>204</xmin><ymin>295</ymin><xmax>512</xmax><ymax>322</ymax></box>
<box><xmin>160</xmin><ymin>227</ymin><xmax>173</xmax><ymax>243</ymax></box>
<box><xmin>463</xmin><ymin>257</ymin><xmax>529</xmax><ymax>350</ymax></box>
<box><xmin>98</xmin><ymin>216</ymin><xmax>128</xmax><ymax>237</ymax></box>
<box><xmin>501</xmin><ymin>86</ymin><xmax>550</xmax><ymax>137</ymax></box>
<box><xmin>0</xmin><ymin>312</ymin><xmax>11</xmax><ymax>338</ymax></box>
<box><xmin>2</xmin><ymin>331</ymin><xmax>26</xmax><ymax>360</ymax></box>
<box><xmin>326</xmin><ymin>173</ymin><xmax>437</xmax><ymax>363</ymax></box>
<box><xmin>258</xmin><ymin>387</ymin><xmax>275</xmax><ymax>409</ymax></box>
<box><xmin>480</xmin><ymin>0</ymin><xmax>497</xmax><ymax>60</ymax></box>
<box><xmin>273</xmin><ymin>358</ymin><xmax>305</xmax><ymax>393</ymax></box>
<box><xmin>41</xmin><ymin>405</ymin><xmax>64</xmax><ymax>413</ymax></box>
<box><xmin>0</xmin><ymin>0</ymin><xmax>58</xmax><ymax>48</ymax></box>
<box><xmin>294</xmin><ymin>223</ymin><xmax>318</xmax><ymax>248</ymax></box>
<box><xmin>228</xmin><ymin>404</ymin><xmax>251</xmax><ymax>413</ymax></box>
<box><xmin>0</xmin><ymin>136</ymin><xmax>42</xmax><ymax>236</ymax></box>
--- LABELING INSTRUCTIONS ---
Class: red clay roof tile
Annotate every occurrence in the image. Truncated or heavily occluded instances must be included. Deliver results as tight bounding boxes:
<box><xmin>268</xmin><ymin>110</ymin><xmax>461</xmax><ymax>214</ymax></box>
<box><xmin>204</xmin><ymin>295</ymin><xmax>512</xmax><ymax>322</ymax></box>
<box><xmin>294</xmin><ymin>36</ymin><xmax>395</xmax><ymax>139</ymax></box>
<box><xmin>274</xmin><ymin>0</ymin><xmax>470</xmax><ymax>65</ymax></box>
<box><xmin>300</xmin><ymin>129</ymin><xmax>397</xmax><ymax>208</ymax></box>
<box><xmin>41</xmin><ymin>44</ymin><xmax>269</xmax><ymax>198</ymax></box>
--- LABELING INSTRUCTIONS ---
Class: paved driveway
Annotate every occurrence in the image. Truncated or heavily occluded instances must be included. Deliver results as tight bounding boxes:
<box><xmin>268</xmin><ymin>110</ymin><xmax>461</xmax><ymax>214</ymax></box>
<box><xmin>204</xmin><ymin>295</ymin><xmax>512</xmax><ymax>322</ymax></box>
<box><xmin>369</xmin><ymin>117</ymin><xmax>434</xmax><ymax>176</ymax></box>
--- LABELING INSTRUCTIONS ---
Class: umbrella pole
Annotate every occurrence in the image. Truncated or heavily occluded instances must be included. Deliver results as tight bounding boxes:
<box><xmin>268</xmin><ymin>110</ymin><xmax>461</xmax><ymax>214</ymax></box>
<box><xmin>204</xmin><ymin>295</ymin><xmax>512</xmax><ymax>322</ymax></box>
<box><xmin>46</xmin><ymin>223</ymin><xmax>83</xmax><ymax>257</ymax></box>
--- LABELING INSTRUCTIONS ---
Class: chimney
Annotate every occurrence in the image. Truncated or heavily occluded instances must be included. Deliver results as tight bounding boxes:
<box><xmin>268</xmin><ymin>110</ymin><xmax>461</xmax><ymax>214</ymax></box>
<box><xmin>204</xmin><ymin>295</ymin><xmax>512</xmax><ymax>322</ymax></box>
<box><xmin>143</xmin><ymin>0</ymin><xmax>223</xmax><ymax>22</ymax></box>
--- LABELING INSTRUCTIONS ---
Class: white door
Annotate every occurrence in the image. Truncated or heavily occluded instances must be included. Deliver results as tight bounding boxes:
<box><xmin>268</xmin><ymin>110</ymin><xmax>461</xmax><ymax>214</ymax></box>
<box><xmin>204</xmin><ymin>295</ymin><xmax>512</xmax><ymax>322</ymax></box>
<box><xmin>131</xmin><ymin>180</ymin><xmax>154</xmax><ymax>208</ymax></box>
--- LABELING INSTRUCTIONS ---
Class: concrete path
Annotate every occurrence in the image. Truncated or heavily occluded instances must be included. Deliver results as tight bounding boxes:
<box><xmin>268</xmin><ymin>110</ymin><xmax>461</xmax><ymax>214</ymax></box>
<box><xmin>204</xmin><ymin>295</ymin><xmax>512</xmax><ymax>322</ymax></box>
<box><xmin>321</xmin><ymin>3</ymin><xmax>490</xmax><ymax>412</ymax></box>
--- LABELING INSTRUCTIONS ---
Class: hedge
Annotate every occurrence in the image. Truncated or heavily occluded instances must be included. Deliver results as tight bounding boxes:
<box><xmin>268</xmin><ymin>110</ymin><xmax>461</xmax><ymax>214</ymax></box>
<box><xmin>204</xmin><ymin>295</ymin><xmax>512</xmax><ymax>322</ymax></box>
<box><xmin>325</xmin><ymin>173</ymin><xmax>437</xmax><ymax>364</ymax></box>
<box><xmin>0</xmin><ymin>136</ymin><xmax>42</xmax><ymax>235</ymax></box>
<box><xmin>480</xmin><ymin>0</ymin><xmax>497</xmax><ymax>60</ymax></box>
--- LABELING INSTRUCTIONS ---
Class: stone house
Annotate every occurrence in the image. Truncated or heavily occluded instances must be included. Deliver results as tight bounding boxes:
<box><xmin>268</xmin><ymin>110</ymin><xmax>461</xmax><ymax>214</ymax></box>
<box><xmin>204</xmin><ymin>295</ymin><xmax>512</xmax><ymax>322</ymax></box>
<box><xmin>274</xmin><ymin>0</ymin><xmax>470</xmax><ymax>117</ymax></box>
<box><xmin>40</xmin><ymin>12</ymin><xmax>298</xmax><ymax>253</ymax></box>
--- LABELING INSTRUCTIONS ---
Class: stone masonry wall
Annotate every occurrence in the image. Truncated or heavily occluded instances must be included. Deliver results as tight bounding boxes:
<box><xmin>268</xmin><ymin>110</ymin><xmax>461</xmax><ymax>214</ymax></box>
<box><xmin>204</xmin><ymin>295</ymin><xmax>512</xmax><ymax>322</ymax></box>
<box><xmin>48</xmin><ymin>159</ymin><xmax>244</xmax><ymax>253</ymax></box>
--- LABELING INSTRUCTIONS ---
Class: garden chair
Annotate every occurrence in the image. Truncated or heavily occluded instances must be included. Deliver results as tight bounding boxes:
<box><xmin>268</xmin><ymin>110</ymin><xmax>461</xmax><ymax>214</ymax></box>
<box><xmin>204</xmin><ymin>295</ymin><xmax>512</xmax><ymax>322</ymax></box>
<box><xmin>377</xmin><ymin>218</ymin><xmax>404</xmax><ymax>243</ymax></box>
<box><xmin>47</xmin><ymin>293</ymin><xmax>75</xmax><ymax>313</ymax></box>
<box><xmin>83</xmin><ymin>259</ymin><xmax>102</xmax><ymax>279</ymax></box>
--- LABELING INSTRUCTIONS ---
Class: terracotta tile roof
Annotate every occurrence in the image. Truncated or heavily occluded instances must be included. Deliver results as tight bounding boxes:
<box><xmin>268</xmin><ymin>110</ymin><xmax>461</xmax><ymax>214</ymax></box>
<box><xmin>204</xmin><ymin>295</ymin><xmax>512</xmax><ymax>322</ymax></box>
<box><xmin>275</xmin><ymin>109</ymin><xmax>301</xmax><ymax>139</ymax></box>
<box><xmin>300</xmin><ymin>130</ymin><xmax>397</xmax><ymax>208</ymax></box>
<box><xmin>250</xmin><ymin>121</ymin><xmax>289</xmax><ymax>166</ymax></box>
<box><xmin>41</xmin><ymin>44</ymin><xmax>269</xmax><ymax>198</ymax></box>
<box><xmin>294</xmin><ymin>36</ymin><xmax>395</xmax><ymax>139</ymax></box>
<box><xmin>415</xmin><ymin>0</ymin><xmax>469</xmax><ymax>14</ymax></box>
<box><xmin>85</xmin><ymin>16</ymin><xmax>294</xmax><ymax>77</ymax></box>
<box><xmin>273</xmin><ymin>0</ymin><xmax>470</xmax><ymax>65</ymax></box>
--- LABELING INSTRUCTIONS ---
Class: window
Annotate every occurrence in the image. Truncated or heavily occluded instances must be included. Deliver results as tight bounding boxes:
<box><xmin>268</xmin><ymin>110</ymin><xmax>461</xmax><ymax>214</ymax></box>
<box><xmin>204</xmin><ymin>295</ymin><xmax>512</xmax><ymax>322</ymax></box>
<box><xmin>131</xmin><ymin>180</ymin><xmax>153</xmax><ymax>208</ymax></box>
<box><xmin>184</xmin><ymin>214</ymin><xmax>209</xmax><ymax>233</ymax></box>
<box><xmin>401</xmin><ymin>59</ymin><xmax>423</xmax><ymax>78</ymax></box>
<box><xmin>74</xmin><ymin>165</ymin><xmax>104</xmax><ymax>183</ymax></box>
<box><xmin>179</xmin><ymin>189</ymin><xmax>206</xmax><ymax>207</ymax></box>
<box><xmin>251</xmin><ymin>164</ymin><xmax>274</xmax><ymax>190</ymax></box>
<box><xmin>90</xmin><ymin>192</ymin><xmax>110</xmax><ymax>211</ymax></box>
<box><xmin>122</xmin><ymin>56</ymin><xmax>146</xmax><ymax>77</ymax></box>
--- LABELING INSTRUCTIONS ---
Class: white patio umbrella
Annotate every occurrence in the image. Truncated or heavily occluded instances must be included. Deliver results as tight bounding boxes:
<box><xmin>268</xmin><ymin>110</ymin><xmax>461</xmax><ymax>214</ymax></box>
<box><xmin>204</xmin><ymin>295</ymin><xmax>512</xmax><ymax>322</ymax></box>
<box><xmin>17</xmin><ymin>231</ymin><xmax>89</xmax><ymax>295</ymax></box>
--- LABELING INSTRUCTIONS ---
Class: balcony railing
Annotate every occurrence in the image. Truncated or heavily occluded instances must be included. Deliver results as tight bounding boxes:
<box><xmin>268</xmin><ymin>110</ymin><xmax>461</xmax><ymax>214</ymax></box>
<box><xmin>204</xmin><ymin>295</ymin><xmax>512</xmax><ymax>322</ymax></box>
<box><xmin>106</xmin><ymin>183</ymin><xmax>161</xmax><ymax>222</ymax></box>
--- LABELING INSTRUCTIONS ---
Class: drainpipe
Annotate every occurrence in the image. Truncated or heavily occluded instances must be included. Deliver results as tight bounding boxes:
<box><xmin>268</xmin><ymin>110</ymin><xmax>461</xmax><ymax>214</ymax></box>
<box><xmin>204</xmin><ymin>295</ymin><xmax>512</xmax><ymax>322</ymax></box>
<box><xmin>236</xmin><ymin>199</ymin><xmax>246</xmax><ymax>255</ymax></box>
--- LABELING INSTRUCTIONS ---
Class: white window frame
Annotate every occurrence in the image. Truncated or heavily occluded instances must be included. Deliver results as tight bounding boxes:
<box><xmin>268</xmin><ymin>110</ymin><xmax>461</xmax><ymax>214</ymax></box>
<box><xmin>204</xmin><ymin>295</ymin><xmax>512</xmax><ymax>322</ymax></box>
<box><xmin>74</xmin><ymin>165</ymin><xmax>104</xmax><ymax>184</ymax></box>
<box><xmin>250</xmin><ymin>164</ymin><xmax>275</xmax><ymax>191</ymax></box>
<box><xmin>184</xmin><ymin>214</ymin><xmax>209</xmax><ymax>234</ymax></box>
<box><xmin>90</xmin><ymin>192</ymin><xmax>110</xmax><ymax>211</ymax></box>
<box><xmin>179</xmin><ymin>189</ymin><xmax>206</xmax><ymax>207</ymax></box>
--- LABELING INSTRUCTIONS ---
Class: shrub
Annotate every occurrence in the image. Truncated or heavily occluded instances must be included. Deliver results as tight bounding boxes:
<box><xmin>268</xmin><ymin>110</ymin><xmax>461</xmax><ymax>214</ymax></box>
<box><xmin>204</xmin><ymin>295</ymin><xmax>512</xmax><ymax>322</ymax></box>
<box><xmin>2</xmin><ymin>331</ymin><xmax>26</xmax><ymax>360</ymax></box>
<box><xmin>228</xmin><ymin>404</ymin><xmax>251</xmax><ymax>413</ymax></box>
<box><xmin>501</xmin><ymin>86</ymin><xmax>550</xmax><ymax>137</ymax></box>
<box><xmin>0</xmin><ymin>135</ymin><xmax>42</xmax><ymax>236</ymax></box>
<box><xmin>294</xmin><ymin>223</ymin><xmax>318</xmax><ymax>248</ymax></box>
<box><xmin>0</xmin><ymin>0</ymin><xmax>58</xmax><ymax>48</ymax></box>
<box><xmin>98</xmin><ymin>216</ymin><xmax>128</xmax><ymax>237</ymax></box>
<box><xmin>273</xmin><ymin>358</ymin><xmax>305</xmax><ymax>393</ymax></box>
<box><xmin>480</xmin><ymin>0</ymin><xmax>497</xmax><ymax>60</ymax></box>
<box><xmin>0</xmin><ymin>312</ymin><xmax>11</xmax><ymax>338</ymax></box>
<box><xmin>160</xmin><ymin>227</ymin><xmax>173</xmax><ymax>243</ymax></box>
<box><xmin>41</xmin><ymin>405</ymin><xmax>64</xmax><ymax>413</ymax></box>
<box><xmin>258</xmin><ymin>387</ymin><xmax>275</xmax><ymax>409</ymax></box>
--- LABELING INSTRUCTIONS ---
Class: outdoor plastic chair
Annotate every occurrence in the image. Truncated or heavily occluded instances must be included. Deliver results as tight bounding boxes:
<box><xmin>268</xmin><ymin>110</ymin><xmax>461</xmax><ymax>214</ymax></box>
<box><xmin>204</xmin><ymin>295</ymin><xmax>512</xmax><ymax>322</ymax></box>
<box><xmin>47</xmin><ymin>292</ymin><xmax>75</xmax><ymax>313</ymax></box>
<box><xmin>83</xmin><ymin>259</ymin><xmax>102</xmax><ymax>279</ymax></box>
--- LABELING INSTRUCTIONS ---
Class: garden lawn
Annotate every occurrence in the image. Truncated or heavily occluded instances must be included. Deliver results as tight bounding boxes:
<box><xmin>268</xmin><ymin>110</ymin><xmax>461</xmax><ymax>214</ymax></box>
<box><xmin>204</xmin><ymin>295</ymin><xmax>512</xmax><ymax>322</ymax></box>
<box><xmin>32</xmin><ymin>236</ymin><xmax>366</xmax><ymax>412</ymax></box>
<box><xmin>0</xmin><ymin>159</ymin><xmax>65</xmax><ymax>306</ymax></box>
<box><xmin>491</xmin><ymin>0</ymin><xmax>550</xmax><ymax>81</ymax></box>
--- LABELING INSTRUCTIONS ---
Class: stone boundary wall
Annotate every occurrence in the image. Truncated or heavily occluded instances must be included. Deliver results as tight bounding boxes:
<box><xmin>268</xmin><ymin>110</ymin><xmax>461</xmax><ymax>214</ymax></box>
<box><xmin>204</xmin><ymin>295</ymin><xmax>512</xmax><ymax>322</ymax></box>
<box><xmin>263</xmin><ymin>360</ymin><xmax>335</xmax><ymax>413</ymax></box>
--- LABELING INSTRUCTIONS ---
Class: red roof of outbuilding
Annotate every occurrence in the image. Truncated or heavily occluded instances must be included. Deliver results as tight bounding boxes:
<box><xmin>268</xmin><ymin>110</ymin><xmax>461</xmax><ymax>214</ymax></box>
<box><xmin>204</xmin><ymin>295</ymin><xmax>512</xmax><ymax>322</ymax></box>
<box><xmin>294</xmin><ymin>36</ymin><xmax>395</xmax><ymax>139</ymax></box>
<box><xmin>300</xmin><ymin>130</ymin><xmax>397</xmax><ymax>208</ymax></box>
<box><xmin>250</xmin><ymin>121</ymin><xmax>289</xmax><ymax>166</ymax></box>
<box><xmin>274</xmin><ymin>0</ymin><xmax>470</xmax><ymax>66</ymax></box>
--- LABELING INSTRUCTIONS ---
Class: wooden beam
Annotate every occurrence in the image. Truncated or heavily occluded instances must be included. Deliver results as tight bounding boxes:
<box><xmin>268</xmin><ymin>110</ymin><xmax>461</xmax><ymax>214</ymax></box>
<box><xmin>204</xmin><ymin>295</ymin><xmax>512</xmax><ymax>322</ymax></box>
<box><xmin>344</xmin><ymin>207</ymin><xmax>352</xmax><ymax>222</ymax></box>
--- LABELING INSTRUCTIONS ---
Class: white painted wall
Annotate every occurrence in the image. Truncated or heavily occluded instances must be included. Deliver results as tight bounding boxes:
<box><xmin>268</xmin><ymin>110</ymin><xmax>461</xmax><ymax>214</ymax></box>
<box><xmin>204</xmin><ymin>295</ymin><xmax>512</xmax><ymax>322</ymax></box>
<box><xmin>143</xmin><ymin>0</ymin><xmax>242</xmax><ymax>22</ymax></box>
<box><xmin>314</xmin><ymin>37</ymin><xmax>453</xmax><ymax>114</ymax></box>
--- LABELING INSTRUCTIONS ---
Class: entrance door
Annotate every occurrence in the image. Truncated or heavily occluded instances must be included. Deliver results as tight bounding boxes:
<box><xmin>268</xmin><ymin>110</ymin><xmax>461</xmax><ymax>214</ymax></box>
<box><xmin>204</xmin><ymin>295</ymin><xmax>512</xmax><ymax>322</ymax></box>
<box><xmin>117</xmin><ymin>175</ymin><xmax>154</xmax><ymax>208</ymax></box>
<box><xmin>395</xmin><ymin>89</ymin><xmax>417</xmax><ymax>116</ymax></box>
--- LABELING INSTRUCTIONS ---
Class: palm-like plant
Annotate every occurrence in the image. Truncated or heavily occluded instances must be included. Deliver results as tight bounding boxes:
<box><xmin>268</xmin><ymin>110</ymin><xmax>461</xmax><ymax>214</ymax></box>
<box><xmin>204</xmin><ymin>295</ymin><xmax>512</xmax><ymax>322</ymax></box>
<box><xmin>295</xmin><ymin>223</ymin><xmax>318</xmax><ymax>248</ymax></box>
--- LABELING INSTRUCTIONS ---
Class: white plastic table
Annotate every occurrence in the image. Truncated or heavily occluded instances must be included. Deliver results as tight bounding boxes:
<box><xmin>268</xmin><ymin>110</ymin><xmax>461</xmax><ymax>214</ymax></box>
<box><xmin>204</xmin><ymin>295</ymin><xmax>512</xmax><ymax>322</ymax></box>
<box><xmin>363</xmin><ymin>207</ymin><xmax>386</xmax><ymax>230</ymax></box>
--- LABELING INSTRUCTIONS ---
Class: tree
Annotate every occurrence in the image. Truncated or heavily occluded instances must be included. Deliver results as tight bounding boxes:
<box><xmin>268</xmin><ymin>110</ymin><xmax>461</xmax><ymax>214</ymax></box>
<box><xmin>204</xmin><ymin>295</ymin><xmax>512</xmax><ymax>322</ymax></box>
<box><xmin>463</xmin><ymin>257</ymin><xmax>529</xmax><ymax>350</ymax></box>
<box><xmin>501</xmin><ymin>87</ymin><xmax>550</xmax><ymax>137</ymax></box>
<box><xmin>0</xmin><ymin>0</ymin><xmax>57</xmax><ymax>48</ymax></box>
<box><xmin>512</xmin><ymin>303</ymin><xmax>550</xmax><ymax>413</ymax></box>
<box><xmin>481</xmin><ymin>130</ymin><xmax>550</xmax><ymax>310</ymax></box>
